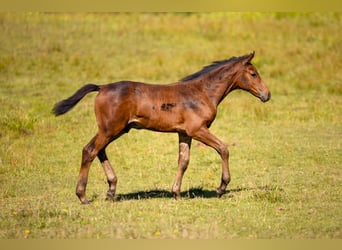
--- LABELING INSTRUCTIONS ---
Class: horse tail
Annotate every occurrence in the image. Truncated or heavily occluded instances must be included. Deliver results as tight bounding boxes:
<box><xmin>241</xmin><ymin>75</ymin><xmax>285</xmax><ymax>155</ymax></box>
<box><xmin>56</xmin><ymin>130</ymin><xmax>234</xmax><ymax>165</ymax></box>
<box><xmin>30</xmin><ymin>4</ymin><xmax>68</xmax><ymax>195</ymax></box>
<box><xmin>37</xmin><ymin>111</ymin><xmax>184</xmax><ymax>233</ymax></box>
<box><xmin>52</xmin><ymin>84</ymin><xmax>100</xmax><ymax>116</ymax></box>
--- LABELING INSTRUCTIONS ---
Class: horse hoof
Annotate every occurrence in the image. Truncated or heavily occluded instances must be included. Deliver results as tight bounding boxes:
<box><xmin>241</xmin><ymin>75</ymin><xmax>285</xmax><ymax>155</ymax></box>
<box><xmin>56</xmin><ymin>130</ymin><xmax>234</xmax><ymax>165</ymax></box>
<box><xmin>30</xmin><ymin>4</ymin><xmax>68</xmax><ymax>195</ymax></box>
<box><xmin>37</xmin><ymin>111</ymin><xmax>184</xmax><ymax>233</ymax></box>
<box><xmin>105</xmin><ymin>191</ymin><xmax>115</xmax><ymax>202</ymax></box>
<box><xmin>80</xmin><ymin>200</ymin><xmax>90</xmax><ymax>205</ymax></box>
<box><xmin>105</xmin><ymin>196</ymin><xmax>115</xmax><ymax>202</ymax></box>
<box><xmin>216</xmin><ymin>189</ymin><xmax>226</xmax><ymax>198</ymax></box>
<box><xmin>172</xmin><ymin>192</ymin><xmax>181</xmax><ymax>200</ymax></box>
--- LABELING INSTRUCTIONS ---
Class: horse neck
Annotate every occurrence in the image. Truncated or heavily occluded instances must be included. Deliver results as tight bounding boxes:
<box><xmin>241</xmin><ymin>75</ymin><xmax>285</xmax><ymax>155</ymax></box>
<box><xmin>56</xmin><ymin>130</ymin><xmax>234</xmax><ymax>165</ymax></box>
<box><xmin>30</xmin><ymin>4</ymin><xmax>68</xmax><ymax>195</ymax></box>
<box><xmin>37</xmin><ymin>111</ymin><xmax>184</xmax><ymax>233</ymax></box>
<box><xmin>196</xmin><ymin>68</ymin><xmax>238</xmax><ymax>107</ymax></box>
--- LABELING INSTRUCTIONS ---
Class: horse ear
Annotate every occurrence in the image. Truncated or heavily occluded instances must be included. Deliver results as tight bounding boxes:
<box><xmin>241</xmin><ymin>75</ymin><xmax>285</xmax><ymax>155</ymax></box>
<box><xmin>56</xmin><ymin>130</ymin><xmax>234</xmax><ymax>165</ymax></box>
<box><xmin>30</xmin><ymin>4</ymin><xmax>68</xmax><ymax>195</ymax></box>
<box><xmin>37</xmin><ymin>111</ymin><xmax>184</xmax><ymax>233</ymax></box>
<box><xmin>242</xmin><ymin>51</ymin><xmax>255</xmax><ymax>65</ymax></box>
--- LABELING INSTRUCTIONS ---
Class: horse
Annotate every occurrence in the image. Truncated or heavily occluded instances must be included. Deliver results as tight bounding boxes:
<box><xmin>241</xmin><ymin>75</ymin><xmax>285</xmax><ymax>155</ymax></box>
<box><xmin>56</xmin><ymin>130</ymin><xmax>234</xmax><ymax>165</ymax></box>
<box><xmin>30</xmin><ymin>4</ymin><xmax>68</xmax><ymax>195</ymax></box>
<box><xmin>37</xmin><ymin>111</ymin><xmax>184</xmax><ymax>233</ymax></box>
<box><xmin>53</xmin><ymin>51</ymin><xmax>271</xmax><ymax>204</ymax></box>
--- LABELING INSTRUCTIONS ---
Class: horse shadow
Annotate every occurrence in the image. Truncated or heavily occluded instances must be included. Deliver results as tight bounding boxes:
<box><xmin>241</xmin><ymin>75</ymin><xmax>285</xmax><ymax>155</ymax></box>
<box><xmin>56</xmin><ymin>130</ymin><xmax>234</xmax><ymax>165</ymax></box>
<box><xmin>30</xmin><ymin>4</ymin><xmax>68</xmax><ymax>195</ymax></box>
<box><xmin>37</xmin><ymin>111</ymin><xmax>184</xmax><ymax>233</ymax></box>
<box><xmin>109</xmin><ymin>186</ymin><xmax>277</xmax><ymax>202</ymax></box>
<box><xmin>115</xmin><ymin>188</ymin><xmax>216</xmax><ymax>201</ymax></box>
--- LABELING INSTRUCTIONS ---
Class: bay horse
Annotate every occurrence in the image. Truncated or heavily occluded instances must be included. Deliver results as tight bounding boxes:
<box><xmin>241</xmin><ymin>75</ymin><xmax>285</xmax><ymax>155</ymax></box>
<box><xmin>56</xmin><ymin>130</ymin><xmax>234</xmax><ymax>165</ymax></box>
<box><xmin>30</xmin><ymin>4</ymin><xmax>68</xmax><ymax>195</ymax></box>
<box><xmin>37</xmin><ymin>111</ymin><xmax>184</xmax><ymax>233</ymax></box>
<box><xmin>53</xmin><ymin>51</ymin><xmax>271</xmax><ymax>204</ymax></box>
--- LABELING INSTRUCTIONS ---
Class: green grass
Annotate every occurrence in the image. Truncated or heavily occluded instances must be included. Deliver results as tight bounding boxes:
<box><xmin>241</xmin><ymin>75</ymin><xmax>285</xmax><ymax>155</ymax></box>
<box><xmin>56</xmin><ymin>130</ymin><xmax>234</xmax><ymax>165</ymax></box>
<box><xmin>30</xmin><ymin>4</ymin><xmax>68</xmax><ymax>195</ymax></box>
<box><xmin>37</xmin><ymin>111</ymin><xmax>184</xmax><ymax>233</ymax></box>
<box><xmin>0</xmin><ymin>12</ymin><xmax>341</xmax><ymax>239</ymax></box>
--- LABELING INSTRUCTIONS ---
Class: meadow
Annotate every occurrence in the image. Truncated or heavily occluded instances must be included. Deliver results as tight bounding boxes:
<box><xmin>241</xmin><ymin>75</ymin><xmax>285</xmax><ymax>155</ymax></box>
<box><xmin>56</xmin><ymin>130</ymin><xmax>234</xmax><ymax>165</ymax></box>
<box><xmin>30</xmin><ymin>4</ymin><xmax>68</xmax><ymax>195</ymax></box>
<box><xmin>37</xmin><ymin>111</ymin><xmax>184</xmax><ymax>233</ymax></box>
<box><xmin>0</xmin><ymin>12</ymin><xmax>341</xmax><ymax>239</ymax></box>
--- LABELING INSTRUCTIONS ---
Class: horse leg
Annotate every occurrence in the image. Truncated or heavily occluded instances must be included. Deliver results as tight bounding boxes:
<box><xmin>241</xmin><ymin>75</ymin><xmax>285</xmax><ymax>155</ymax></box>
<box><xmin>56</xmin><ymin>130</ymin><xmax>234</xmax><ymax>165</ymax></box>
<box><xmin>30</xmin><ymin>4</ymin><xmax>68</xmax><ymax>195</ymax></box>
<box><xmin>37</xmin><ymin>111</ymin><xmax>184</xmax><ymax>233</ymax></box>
<box><xmin>172</xmin><ymin>133</ymin><xmax>192</xmax><ymax>199</ymax></box>
<box><xmin>76</xmin><ymin>133</ymin><xmax>110</xmax><ymax>204</ymax></box>
<box><xmin>97</xmin><ymin>148</ymin><xmax>117</xmax><ymax>202</ymax></box>
<box><xmin>192</xmin><ymin>127</ymin><xmax>230</xmax><ymax>197</ymax></box>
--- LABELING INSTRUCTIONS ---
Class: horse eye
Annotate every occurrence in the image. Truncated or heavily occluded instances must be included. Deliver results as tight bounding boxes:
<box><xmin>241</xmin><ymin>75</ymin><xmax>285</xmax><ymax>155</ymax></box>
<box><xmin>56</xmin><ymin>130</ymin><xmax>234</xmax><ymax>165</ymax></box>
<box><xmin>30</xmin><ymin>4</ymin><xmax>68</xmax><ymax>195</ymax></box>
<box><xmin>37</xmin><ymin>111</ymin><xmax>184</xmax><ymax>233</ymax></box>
<box><xmin>250</xmin><ymin>72</ymin><xmax>257</xmax><ymax>77</ymax></box>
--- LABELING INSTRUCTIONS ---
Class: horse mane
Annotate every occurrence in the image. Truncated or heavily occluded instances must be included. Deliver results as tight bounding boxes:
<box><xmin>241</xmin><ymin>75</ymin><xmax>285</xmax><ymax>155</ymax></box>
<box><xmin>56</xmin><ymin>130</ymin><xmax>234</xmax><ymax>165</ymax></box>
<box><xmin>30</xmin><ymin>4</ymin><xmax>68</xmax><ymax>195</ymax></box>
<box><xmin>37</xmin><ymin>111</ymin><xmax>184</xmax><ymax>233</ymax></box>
<box><xmin>180</xmin><ymin>54</ymin><xmax>250</xmax><ymax>82</ymax></box>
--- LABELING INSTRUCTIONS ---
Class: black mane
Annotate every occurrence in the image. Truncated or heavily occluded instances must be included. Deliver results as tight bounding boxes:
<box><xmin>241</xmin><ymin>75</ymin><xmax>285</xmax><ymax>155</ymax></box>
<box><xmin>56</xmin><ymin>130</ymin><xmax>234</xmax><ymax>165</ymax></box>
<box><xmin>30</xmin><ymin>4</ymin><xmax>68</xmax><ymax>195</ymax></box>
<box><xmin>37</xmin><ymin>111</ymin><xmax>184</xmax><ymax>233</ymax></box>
<box><xmin>180</xmin><ymin>54</ymin><xmax>249</xmax><ymax>82</ymax></box>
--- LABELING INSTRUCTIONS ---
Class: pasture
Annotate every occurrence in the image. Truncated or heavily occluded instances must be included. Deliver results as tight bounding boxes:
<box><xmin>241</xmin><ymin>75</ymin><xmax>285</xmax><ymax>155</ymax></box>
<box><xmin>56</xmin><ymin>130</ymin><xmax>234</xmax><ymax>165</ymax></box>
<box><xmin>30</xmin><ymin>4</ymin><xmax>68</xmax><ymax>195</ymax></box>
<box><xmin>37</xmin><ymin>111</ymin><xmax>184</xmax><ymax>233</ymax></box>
<box><xmin>0</xmin><ymin>12</ymin><xmax>341</xmax><ymax>238</ymax></box>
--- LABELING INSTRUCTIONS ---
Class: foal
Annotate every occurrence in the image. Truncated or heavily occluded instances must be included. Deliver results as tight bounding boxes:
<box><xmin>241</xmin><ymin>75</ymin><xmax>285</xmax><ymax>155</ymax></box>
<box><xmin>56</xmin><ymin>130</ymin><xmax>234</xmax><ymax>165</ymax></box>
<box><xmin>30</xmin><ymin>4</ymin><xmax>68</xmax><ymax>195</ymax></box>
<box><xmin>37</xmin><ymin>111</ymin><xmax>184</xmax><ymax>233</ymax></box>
<box><xmin>53</xmin><ymin>52</ymin><xmax>271</xmax><ymax>204</ymax></box>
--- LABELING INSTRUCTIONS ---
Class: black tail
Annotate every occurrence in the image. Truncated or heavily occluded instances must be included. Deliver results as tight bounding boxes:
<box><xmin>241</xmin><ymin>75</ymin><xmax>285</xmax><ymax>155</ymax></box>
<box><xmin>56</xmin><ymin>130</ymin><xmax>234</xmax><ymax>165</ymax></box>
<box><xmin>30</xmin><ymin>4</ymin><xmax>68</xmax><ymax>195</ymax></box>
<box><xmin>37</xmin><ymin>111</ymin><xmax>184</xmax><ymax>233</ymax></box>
<box><xmin>52</xmin><ymin>84</ymin><xmax>100</xmax><ymax>116</ymax></box>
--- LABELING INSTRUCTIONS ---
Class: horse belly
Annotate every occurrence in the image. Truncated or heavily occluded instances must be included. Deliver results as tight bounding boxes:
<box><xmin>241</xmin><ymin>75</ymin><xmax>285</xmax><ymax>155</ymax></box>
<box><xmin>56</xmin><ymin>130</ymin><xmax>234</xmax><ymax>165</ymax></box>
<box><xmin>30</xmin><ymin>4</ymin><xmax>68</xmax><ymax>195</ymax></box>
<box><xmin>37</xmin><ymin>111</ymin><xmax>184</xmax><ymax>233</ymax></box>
<box><xmin>133</xmin><ymin>102</ymin><xmax>183</xmax><ymax>132</ymax></box>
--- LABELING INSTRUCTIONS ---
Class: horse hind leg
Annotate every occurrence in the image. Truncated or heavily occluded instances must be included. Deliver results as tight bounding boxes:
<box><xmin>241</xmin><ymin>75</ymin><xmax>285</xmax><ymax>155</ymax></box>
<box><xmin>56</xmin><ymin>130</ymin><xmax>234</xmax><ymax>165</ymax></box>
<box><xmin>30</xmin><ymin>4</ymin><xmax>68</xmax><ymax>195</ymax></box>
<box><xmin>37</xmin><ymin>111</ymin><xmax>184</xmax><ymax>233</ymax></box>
<box><xmin>76</xmin><ymin>133</ymin><xmax>111</xmax><ymax>204</ymax></box>
<box><xmin>98</xmin><ymin>148</ymin><xmax>117</xmax><ymax>202</ymax></box>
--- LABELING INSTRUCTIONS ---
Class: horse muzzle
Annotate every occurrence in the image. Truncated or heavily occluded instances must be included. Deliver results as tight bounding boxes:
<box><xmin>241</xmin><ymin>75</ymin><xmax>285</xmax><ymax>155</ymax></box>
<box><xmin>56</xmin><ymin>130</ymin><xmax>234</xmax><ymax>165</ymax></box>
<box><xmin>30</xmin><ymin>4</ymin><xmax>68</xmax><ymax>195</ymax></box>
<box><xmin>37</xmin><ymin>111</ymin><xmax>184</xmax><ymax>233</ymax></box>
<box><xmin>260</xmin><ymin>91</ymin><xmax>271</xmax><ymax>102</ymax></box>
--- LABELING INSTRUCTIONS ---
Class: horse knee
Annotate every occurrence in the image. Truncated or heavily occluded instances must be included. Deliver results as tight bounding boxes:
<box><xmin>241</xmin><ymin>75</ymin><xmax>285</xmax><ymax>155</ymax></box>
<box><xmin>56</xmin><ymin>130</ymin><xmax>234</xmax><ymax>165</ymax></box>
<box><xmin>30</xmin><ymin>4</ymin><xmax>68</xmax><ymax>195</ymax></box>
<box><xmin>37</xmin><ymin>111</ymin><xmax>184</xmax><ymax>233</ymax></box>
<box><xmin>218</xmin><ymin>144</ymin><xmax>229</xmax><ymax>159</ymax></box>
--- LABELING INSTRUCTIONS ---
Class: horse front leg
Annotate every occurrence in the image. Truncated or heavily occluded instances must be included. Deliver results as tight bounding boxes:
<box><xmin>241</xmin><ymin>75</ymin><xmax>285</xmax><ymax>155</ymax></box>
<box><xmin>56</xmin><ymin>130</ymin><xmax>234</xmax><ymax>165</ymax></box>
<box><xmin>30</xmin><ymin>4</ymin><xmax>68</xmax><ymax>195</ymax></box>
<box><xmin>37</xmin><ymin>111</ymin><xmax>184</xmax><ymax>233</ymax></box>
<box><xmin>172</xmin><ymin>133</ymin><xmax>192</xmax><ymax>199</ymax></box>
<box><xmin>192</xmin><ymin>127</ymin><xmax>230</xmax><ymax>197</ymax></box>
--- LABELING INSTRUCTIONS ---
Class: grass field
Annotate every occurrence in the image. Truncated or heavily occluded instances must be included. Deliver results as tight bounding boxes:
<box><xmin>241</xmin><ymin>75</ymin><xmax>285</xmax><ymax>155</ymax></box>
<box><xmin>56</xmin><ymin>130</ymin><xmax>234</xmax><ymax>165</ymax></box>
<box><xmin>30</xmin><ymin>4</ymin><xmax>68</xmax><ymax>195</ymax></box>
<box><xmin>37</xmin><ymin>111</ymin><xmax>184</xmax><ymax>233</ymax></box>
<box><xmin>0</xmin><ymin>12</ymin><xmax>341</xmax><ymax>239</ymax></box>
